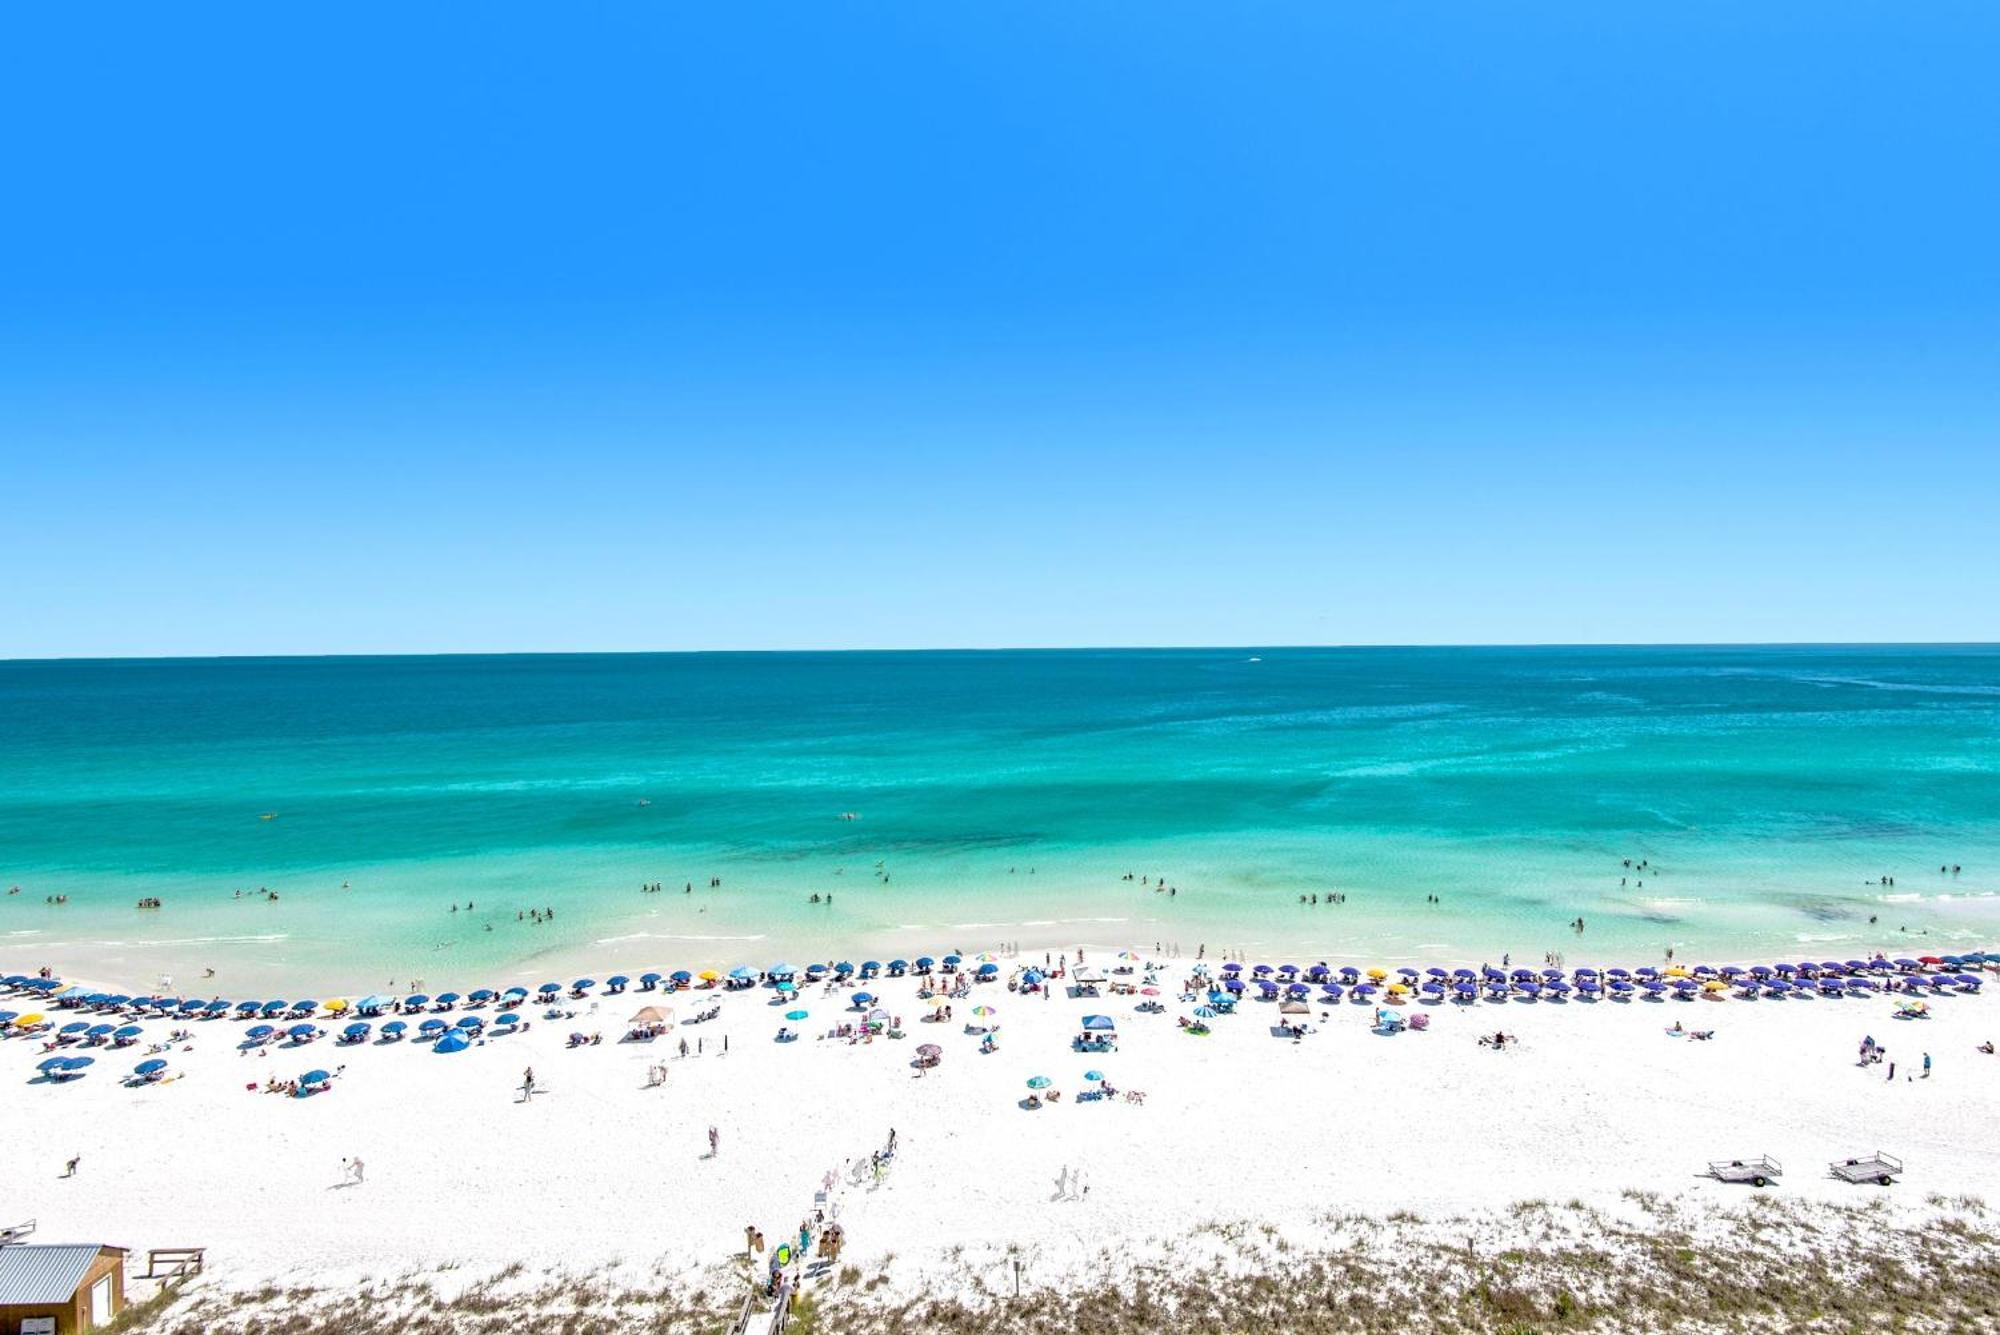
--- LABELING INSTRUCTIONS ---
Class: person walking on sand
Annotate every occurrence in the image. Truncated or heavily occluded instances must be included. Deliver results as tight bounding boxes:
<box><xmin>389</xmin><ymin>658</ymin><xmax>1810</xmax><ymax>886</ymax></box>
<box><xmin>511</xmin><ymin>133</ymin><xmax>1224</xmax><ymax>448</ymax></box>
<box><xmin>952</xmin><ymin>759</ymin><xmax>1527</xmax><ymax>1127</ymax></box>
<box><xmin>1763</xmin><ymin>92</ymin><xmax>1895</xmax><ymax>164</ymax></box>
<box><xmin>708</xmin><ymin>1125</ymin><xmax>720</xmax><ymax>1157</ymax></box>
<box><xmin>62</xmin><ymin>1155</ymin><xmax>79</xmax><ymax>1178</ymax></box>
<box><xmin>521</xmin><ymin>1066</ymin><xmax>536</xmax><ymax>1101</ymax></box>
<box><xmin>1923</xmin><ymin>1052</ymin><xmax>1932</xmax><ymax>1079</ymax></box>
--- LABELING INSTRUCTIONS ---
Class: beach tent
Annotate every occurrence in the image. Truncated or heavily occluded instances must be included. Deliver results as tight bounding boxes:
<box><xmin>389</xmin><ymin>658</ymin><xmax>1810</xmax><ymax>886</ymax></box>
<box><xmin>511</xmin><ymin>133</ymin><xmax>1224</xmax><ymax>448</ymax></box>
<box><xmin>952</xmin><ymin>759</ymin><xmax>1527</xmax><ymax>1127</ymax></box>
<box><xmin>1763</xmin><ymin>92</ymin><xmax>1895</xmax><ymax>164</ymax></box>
<box><xmin>1081</xmin><ymin>1014</ymin><xmax>1117</xmax><ymax>1031</ymax></box>
<box><xmin>629</xmin><ymin>1006</ymin><xmax>670</xmax><ymax>1025</ymax></box>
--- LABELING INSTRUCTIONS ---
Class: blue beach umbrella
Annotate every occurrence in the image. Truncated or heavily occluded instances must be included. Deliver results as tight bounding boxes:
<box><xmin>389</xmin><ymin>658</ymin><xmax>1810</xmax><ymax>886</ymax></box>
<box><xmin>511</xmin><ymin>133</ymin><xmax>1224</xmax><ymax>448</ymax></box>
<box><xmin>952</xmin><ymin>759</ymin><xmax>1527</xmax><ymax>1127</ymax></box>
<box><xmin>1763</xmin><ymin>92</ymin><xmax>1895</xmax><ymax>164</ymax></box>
<box><xmin>435</xmin><ymin>1031</ymin><xmax>470</xmax><ymax>1053</ymax></box>
<box><xmin>343</xmin><ymin>1022</ymin><xmax>371</xmax><ymax>1038</ymax></box>
<box><xmin>727</xmin><ymin>967</ymin><xmax>753</xmax><ymax>981</ymax></box>
<box><xmin>37</xmin><ymin>1056</ymin><xmax>72</xmax><ymax>1073</ymax></box>
<box><xmin>468</xmin><ymin>989</ymin><xmax>495</xmax><ymax>1002</ymax></box>
<box><xmin>537</xmin><ymin>983</ymin><xmax>560</xmax><ymax>995</ymax></box>
<box><xmin>246</xmin><ymin>1024</ymin><xmax>275</xmax><ymax>1040</ymax></box>
<box><xmin>64</xmin><ymin>1055</ymin><xmax>94</xmax><ymax>1069</ymax></box>
<box><xmin>572</xmin><ymin>979</ymin><xmax>595</xmax><ymax>990</ymax></box>
<box><xmin>786</xmin><ymin>1009</ymin><xmax>810</xmax><ymax>1021</ymax></box>
<box><xmin>1324</xmin><ymin>984</ymin><xmax>1345</xmax><ymax>999</ymax></box>
<box><xmin>1083</xmin><ymin>1069</ymin><xmax>1105</xmax><ymax>1082</ymax></box>
<box><xmin>382</xmin><ymin>1020</ymin><xmax>408</xmax><ymax>1035</ymax></box>
<box><xmin>942</xmin><ymin>954</ymin><xmax>963</xmax><ymax>967</ymax></box>
<box><xmin>235</xmin><ymin>1001</ymin><xmax>261</xmax><ymax>1015</ymax></box>
<box><xmin>503</xmin><ymin>987</ymin><xmax>529</xmax><ymax>999</ymax></box>
<box><xmin>1223</xmin><ymin>978</ymin><xmax>1244</xmax><ymax>992</ymax></box>
<box><xmin>112</xmin><ymin>1025</ymin><xmax>142</xmax><ymax>1038</ymax></box>
<box><xmin>59</xmin><ymin>1021</ymin><xmax>89</xmax><ymax>1035</ymax></box>
<box><xmin>204</xmin><ymin>999</ymin><xmax>230</xmax><ymax>1012</ymax></box>
<box><xmin>134</xmin><ymin>1058</ymin><xmax>167</xmax><ymax>1076</ymax></box>
<box><xmin>859</xmin><ymin>961</ymin><xmax>881</xmax><ymax>977</ymax></box>
<box><xmin>606</xmin><ymin>975</ymin><xmax>629</xmax><ymax>990</ymax></box>
<box><xmin>639</xmin><ymin>973</ymin><xmax>661</xmax><ymax>988</ymax></box>
<box><xmin>288</xmin><ymin>1023</ymin><xmax>317</xmax><ymax>1039</ymax></box>
<box><xmin>914</xmin><ymin>957</ymin><xmax>934</xmax><ymax>971</ymax></box>
<box><xmin>668</xmin><ymin>971</ymin><xmax>692</xmax><ymax>984</ymax></box>
<box><xmin>888</xmin><ymin>960</ymin><xmax>908</xmax><ymax>974</ymax></box>
<box><xmin>456</xmin><ymin>1015</ymin><xmax>484</xmax><ymax>1029</ymax></box>
<box><xmin>851</xmin><ymin>992</ymin><xmax>875</xmax><ymax>1007</ymax></box>
<box><xmin>494</xmin><ymin>1012</ymin><xmax>520</xmax><ymax>1026</ymax></box>
<box><xmin>977</xmin><ymin>963</ymin><xmax>1000</xmax><ymax>976</ymax></box>
<box><xmin>301</xmin><ymin>1069</ymin><xmax>330</xmax><ymax>1085</ymax></box>
<box><xmin>418</xmin><ymin>1018</ymin><xmax>447</xmax><ymax>1033</ymax></box>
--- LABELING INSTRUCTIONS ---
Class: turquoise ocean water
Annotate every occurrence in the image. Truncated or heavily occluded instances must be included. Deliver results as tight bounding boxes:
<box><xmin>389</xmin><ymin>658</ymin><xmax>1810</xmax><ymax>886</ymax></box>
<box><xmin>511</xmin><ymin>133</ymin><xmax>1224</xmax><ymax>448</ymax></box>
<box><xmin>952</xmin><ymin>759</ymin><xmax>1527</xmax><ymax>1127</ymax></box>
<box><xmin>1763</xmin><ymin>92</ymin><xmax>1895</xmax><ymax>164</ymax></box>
<box><xmin>3</xmin><ymin>647</ymin><xmax>1997</xmax><ymax>992</ymax></box>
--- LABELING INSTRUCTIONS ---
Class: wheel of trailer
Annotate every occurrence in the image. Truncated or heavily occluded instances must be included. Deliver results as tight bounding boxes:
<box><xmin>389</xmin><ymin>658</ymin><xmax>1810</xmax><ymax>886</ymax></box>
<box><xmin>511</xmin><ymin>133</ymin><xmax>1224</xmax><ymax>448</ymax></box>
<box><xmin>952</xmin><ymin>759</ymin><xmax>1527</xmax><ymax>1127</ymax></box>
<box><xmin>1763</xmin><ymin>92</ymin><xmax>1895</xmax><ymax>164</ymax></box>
<box><xmin>1878</xmin><ymin>1175</ymin><xmax>1895</xmax><ymax>1186</ymax></box>
<box><xmin>1751</xmin><ymin>1176</ymin><xmax>1768</xmax><ymax>1188</ymax></box>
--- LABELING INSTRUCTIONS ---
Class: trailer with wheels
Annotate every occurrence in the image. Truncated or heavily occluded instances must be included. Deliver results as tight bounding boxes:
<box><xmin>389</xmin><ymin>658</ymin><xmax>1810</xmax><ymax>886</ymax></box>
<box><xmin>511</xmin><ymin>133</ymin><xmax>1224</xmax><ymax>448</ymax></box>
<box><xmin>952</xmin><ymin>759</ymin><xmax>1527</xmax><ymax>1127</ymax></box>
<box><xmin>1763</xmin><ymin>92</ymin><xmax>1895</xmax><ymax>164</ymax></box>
<box><xmin>1708</xmin><ymin>1155</ymin><xmax>1782</xmax><ymax>1188</ymax></box>
<box><xmin>1830</xmin><ymin>1151</ymin><xmax>1903</xmax><ymax>1186</ymax></box>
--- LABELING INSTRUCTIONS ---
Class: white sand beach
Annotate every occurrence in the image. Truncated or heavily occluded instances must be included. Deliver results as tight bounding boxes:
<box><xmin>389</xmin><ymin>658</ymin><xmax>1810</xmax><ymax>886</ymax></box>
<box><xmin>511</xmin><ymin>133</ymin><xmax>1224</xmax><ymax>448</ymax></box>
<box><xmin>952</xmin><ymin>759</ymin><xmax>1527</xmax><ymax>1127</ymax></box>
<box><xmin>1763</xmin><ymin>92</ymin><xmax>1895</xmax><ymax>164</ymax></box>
<box><xmin>4</xmin><ymin>950</ymin><xmax>1999</xmax><ymax>1331</ymax></box>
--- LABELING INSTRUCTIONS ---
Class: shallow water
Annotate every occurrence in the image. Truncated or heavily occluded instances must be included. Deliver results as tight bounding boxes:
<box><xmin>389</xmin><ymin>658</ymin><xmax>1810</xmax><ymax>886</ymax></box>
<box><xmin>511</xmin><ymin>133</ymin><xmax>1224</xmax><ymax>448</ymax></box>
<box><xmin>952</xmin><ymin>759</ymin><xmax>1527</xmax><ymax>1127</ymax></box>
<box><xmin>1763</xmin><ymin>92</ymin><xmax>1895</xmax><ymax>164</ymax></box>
<box><xmin>3</xmin><ymin>647</ymin><xmax>1997</xmax><ymax>989</ymax></box>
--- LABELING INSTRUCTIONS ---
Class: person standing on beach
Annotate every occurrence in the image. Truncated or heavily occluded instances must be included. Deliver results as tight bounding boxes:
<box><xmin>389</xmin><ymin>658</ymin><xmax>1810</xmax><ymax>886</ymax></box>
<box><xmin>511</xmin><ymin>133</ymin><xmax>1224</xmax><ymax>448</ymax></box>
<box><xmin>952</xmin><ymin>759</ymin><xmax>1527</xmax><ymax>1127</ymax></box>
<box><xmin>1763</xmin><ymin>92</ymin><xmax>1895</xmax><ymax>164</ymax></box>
<box><xmin>1923</xmin><ymin>1052</ymin><xmax>1932</xmax><ymax>1079</ymax></box>
<box><xmin>708</xmin><ymin>1125</ymin><xmax>720</xmax><ymax>1157</ymax></box>
<box><xmin>521</xmin><ymin>1067</ymin><xmax>536</xmax><ymax>1101</ymax></box>
<box><xmin>62</xmin><ymin>1155</ymin><xmax>79</xmax><ymax>1178</ymax></box>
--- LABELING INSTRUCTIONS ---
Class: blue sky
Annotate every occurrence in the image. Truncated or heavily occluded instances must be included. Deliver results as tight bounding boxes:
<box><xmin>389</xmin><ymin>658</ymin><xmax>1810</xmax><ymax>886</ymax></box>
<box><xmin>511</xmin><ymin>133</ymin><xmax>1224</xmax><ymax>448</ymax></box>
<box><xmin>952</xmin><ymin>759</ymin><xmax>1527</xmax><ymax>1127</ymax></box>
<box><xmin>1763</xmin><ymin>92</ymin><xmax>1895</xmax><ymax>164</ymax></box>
<box><xmin>4</xmin><ymin>4</ymin><xmax>1997</xmax><ymax>656</ymax></box>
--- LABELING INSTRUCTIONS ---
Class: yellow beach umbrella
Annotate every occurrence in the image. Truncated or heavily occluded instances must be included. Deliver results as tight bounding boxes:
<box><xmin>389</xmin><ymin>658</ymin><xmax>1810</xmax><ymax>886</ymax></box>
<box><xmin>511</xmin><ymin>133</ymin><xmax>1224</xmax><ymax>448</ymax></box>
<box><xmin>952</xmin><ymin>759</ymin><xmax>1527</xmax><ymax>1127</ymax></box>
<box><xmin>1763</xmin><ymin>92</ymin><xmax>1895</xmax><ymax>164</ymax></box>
<box><xmin>1366</xmin><ymin>968</ymin><xmax>1388</xmax><ymax>981</ymax></box>
<box><xmin>1664</xmin><ymin>966</ymin><xmax>1691</xmax><ymax>979</ymax></box>
<box><xmin>698</xmin><ymin>970</ymin><xmax>720</xmax><ymax>982</ymax></box>
<box><xmin>1386</xmin><ymin>983</ymin><xmax>1409</xmax><ymax>995</ymax></box>
<box><xmin>18</xmin><ymin>1013</ymin><xmax>44</xmax><ymax>1027</ymax></box>
<box><xmin>324</xmin><ymin>998</ymin><xmax>349</xmax><ymax>1013</ymax></box>
<box><xmin>1702</xmin><ymin>980</ymin><xmax>1727</xmax><ymax>992</ymax></box>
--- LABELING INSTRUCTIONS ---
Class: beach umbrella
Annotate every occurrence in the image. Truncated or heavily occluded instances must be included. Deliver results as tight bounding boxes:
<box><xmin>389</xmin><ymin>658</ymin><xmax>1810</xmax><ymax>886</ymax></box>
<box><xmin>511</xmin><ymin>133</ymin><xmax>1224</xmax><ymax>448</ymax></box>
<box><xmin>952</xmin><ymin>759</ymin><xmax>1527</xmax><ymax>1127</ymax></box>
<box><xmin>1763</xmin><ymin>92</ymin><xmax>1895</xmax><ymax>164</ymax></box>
<box><xmin>134</xmin><ymin>1059</ymin><xmax>167</xmax><ymax>1077</ymax></box>
<box><xmin>1026</xmin><ymin>1076</ymin><xmax>1051</xmax><ymax>1089</ymax></box>
<box><xmin>246</xmin><ymin>1024</ymin><xmax>275</xmax><ymax>1040</ymax></box>
<box><xmin>301</xmin><ymin>1069</ymin><xmax>330</xmax><ymax>1085</ymax></box>
<box><xmin>888</xmin><ymin>959</ymin><xmax>909</xmax><ymax>973</ymax></box>
<box><xmin>538</xmin><ymin>982</ymin><xmax>562</xmax><ymax>994</ymax></box>
<box><xmin>1222</xmin><ymin>962</ymin><xmax>1242</xmax><ymax>973</ymax></box>
<box><xmin>696</xmin><ymin>971</ymin><xmax>719</xmax><ymax>983</ymax></box>
<box><xmin>0</xmin><ymin>1013</ymin><xmax>16</xmax><ymax>1025</ymax></box>
<box><xmin>456</xmin><ymin>1015</ymin><xmax>484</xmax><ymax>1029</ymax></box>
<box><xmin>435</xmin><ymin>1031</ymin><xmax>470</xmax><ymax>1053</ymax></box>
<box><xmin>1609</xmin><ymin>981</ymin><xmax>1634</xmax><ymax>993</ymax></box>
<box><xmin>1252</xmin><ymin>964</ymin><xmax>1272</xmax><ymax>976</ymax></box>
<box><xmin>727</xmin><ymin>967</ymin><xmax>753</xmax><ymax>981</ymax></box>
<box><xmin>403</xmin><ymin>995</ymin><xmax>430</xmax><ymax>1008</ymax></box>
<box><xmin>1541</xmin><ymin>968</ymin><xmax>1564</xmax><ymax>980</ymax></box>
<box><xmin>343</xmin><ymin>1022</ymin><xmax>370</xmax><ymax>1037</ymax></box>
<box><xmin>607</xmin><ymin>975</ymin><xmax>629</xmax><ymax>990</ymax></box>
<box><xmin>785</xmin><ymin>1009</ymin><xmax>809</xmax><ymax>1021</ymax></box>
<box><xmin>573</xmin><ymin>979</ymin><xmax>596</xmax><ymax>991</ymax></box>
<box><xmin>775</xmin><ymin>981</ymin><xmax>797</xmax><ymax>993</ymax></box>
<box><xmin>288</xmin><ymin>1023</ymin><xmax>318</xmax><ymax>1039</ymax></box>
<box><xmin>63</xmin><ymin>1056</ymin><xmax>94</xmax><ymax>1070</ymax></box>
<box><xmin>419</xmin><ymin>1018</ymin><xmax>447</xmax><ymax>1033</ymax></box>
<box><xmin>669</xmin><ymin>972</ymin><xmax>692</xmax><ymax>984</ymax></box>
<box><xmin>1286</xmin><ymin>983</ymin><xmax>1309</xmax><ymax>996</ymax></box>
<box><xmin>382</xmin><ymin>1020</ymin><xmax>408</xmax><ymax>1034</ymax></box>
<box><xmin>639</xmin><ymin>973</ymin><xmax>661</xmax><ymax>988</ymax></box>
<box><xmin>977</xmin><ymin>963</ymin><xmax>1000</xmax><ymax>976</ymax></box>
<box><xmin>260</xmin><ymin>1001</ymin><xmax>287</xmax><ymax>1014</ymax></box>
<box><xmin>1083</xmin><ymin>1069</ymin><xmax>1105</xmax><ymax>1082</ymax></box>
<box><xmin>1324</xmin><ymin>984</ymin><xmax>1345</xmax><ymax>999</ymax></box>
<box><xmin>851</xmin><ymin>992</ymin><xmax>875</xmax><ymax>1007</ymax></box>
<box><xmin>1082</xmin><ymin>1014</ymin><xmax>1116</xmax><ymax>1030</ymax></box>
<box><xmin>972</xmin><ymin>1005</ymin><xmax>996</xmax><ymax>1017</ymax></box>
<box><xmin>37</xmin><ymin>1056</ymin><xmax>72</xmax><ymax>1073</ymax></box>
<box><xmin>292</xmin><ymin>999</ymin><xmax>318</xmax><ymax>1012</ymax></box>
<box><xmin>1606</xmin><ymin>968</ymin><xmax>1631</xmax><ymax>979</ymax></box>
<box><xmin>16</xmin><ymin>1013</ymin><xmax>44</xmax><ymax>1026</ymax></box>
<box><xmin>436</xmin><ymin>993</ymin><xmax>462</xmax><ymax>1006</ymax></box>
<box><xmin>84</xmin><ymin>1024</ymin><xmax>115</xmax><ymax>1036</ymax></box>
<box><xmin>942</xmin><ymin>954</ymin><xmax>963</xmax><ymax>967</ymax></box>
<box><xmin>235</xmin><ymin>1001</ymin><xmax>260</xmax><ymax>1015</ymax></box>
<box><xmin>1223</xmin><ymin>979</ymin><xmax>1244</xmax><ymax>992</ymax></box>
<box><xmin>1193</xmin><ymin>1006</ymin><xmax>1219</xmax><ymax>1018</ymax></box>
<box><xmin>468</xmin><ymin>989</ymin><xmax>495</xmax><ymax>1002</ymax></box>
<box><xmin>59</xmin><ymin>1021</ymin><xmax>90</xmax><ymax>1034</ymax></box>
<box><xmin>860</xmin><ymin>961</ymin><xmax>881</xmax><ymax>976</ymax></box>
<box><xmin>916</xmin><ymin>1043</ymin><xmax>943</xmax><ymax>1057</ymax></box>
<box><xmin>503</xmin><ymin>987</ymin><xmax>529</xmax><ymax>998</ymax></box>
<box><xmin>494</xmin><ymin>1012</ymin><xmax>520</xmax><ymax>1026</ymax></box>
<box><xmin>324</xmin><ymin>998</ymin><xmax>350</xmax><ymax>1013</ymax></box>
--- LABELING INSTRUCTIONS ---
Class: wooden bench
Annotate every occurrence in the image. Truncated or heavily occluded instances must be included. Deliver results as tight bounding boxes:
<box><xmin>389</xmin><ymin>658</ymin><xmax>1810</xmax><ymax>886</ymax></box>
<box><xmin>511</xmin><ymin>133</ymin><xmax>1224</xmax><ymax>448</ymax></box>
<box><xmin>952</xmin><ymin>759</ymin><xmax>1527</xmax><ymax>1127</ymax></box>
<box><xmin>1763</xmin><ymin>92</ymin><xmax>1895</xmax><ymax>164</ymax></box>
<box><xmin>142</xmin><ymin>1248</ymin><xmax>206</xmax><ymax>1280</ymax></box>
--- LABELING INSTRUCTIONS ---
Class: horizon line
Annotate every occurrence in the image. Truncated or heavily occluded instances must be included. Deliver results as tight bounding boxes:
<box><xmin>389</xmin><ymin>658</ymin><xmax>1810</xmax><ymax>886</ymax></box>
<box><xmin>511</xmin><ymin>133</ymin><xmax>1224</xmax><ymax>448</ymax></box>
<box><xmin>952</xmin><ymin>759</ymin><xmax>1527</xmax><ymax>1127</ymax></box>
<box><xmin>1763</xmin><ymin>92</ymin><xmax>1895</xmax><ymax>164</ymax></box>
<box><xmin>5</xmin><ymin>640</ymin><xmax>1999</xmax><ymax>666</ymax></box>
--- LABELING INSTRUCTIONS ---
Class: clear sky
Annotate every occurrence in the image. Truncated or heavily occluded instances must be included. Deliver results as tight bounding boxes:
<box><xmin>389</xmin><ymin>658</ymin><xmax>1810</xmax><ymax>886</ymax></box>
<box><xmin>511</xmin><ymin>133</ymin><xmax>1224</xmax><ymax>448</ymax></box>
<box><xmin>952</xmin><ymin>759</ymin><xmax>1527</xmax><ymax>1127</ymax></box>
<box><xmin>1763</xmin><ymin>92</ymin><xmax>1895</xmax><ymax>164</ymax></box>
<box><xmin>4</xmin><ymin>4</ymin><xmax>1997</xmax><ymax>657</ymax></box>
